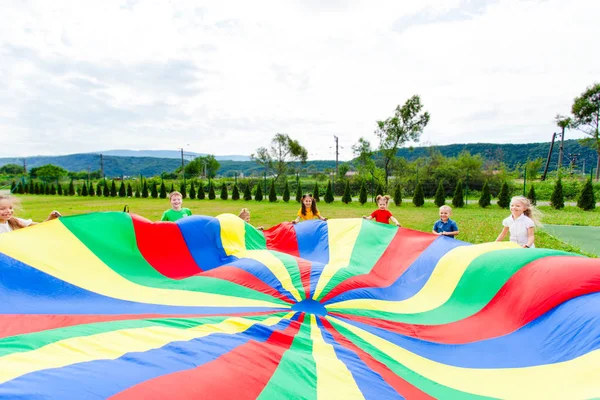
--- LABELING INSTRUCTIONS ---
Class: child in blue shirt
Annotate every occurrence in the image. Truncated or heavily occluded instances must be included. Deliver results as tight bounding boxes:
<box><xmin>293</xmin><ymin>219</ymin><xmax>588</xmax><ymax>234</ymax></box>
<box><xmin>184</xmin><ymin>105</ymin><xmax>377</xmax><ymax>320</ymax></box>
<box><xmin>432</xmin><ymin>205</ymin><xmax>459</xmax><ymax>238</ymax></box>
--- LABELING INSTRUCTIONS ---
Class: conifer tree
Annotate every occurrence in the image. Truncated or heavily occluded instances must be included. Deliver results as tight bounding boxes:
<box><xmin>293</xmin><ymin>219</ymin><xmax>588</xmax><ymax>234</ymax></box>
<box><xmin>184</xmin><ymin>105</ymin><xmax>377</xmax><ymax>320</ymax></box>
<box><xmin>497</xmin><ymin>181</ymin><xmax>510</xmax><ymax>209</ymax></box>
<box><xmin>479</xmin><ymin>180</ymin><xmax>491</xmax><ymax>208</ymax></box>
<box><xmin>527</xmin><ymin>184</ymin><xmax>536</xmax><ymax>206</ymax></box>
<box><xmin>255</xmin><ymin>182</ymin><xmax>263</xmax><ymax>201</ymax></box>
<box><xmin>17</xmin><ymin>182</ymin><xmax>25</xmax><ymax>194</ymax></box>
<box><xmin>359</xmin><ymin>181</ymin><xmax>368</xmax><ymax>205</ymax></box>
<box><xmin>452</xmin><ymin>180</ymin><xmax>464</xmax><ymax>208</ymax></box>
<box><xmin>103</xmin><ymin>180</ymin><xmax>110</xmax><ymax>197</ymax></box>
<box><xmin>221</xmin><ymin>183</ymin><xmax>229</xmax><ymax>200</ymax></box>
<box><xmin>313</xmin><ymin>182</ymin><xmax>320</xmax><ymax>202</ymax></box>
<box><xmin>110</xmin><ymin>181</ymin><xmax>117</xmax><ymax>197</ymax></box>
<box><xmin>208</xmin><ymin>182</ymin><xmax>216</xmax><ymax>200</ymax></box>
<box><xmin>170</xmin><ymin>183</ymin><xmax>175</xmax><ymax>193</ymax></box>
<box><xmin>81</xmin><ymin>182</ymin><xmax>88</xmax><ymax>196</ymax></box>
<box><xmin>295</xmin><ymin>183</ymin><xmax>302</xmax><ymax>203</ymax></box>
<box><xmin>189</xmin><ymin>181</ymin><xmax>196</xmax><ymax>199</ymax></box>
<box><xmin>198</xmin><ymin>182</ymin><xmax>206</xmax><ymax>200</ymax></box>
<box><xmin>393</xmin><ymin>184</ymin><xmax>402</xmax><ymax>206</ymax></box>
<box><xmin>180</xmin><ymin>182</ymin><xmax>186</xmax><ymax>198</ymax></box>
<box><xmin>69</xmin><ymin>179</ymin><xmax>75</xmax><ymax>196</ymax></box>
<box><xmin>119</xmin><ymin>181</ymin><xmax>126</xmax><ymax>197</ymax></box>
<box><xmin>268</xmin><ymin>180</ymin><xmax>277</xmax><ymax>202</ymax></box>
<box><xmin>159</xmin><ymin>182</ymin><xmax>167</xmax><ymax>199</ymax></box>
<box><xmin>324</xmin><ymin>181</ymin><xmax>334</xmax><ymax>203</ymax></box>
<box><xmin>97</xmin><ymin>182</ymin><xmax>103</xmax><ymax>197</ymax></box>
<box><xmin>126</xmin><ymin>183</ymin><xmax>132</xmax><ymax>197</ymax></box>
<box><xmin>10</xmin><ymin>181</ymin><xmax>16</xmax><ymax>193</ymax></box>
<box><xmin>577</xmin><ymin>178</ymin><xmax>595</xmax><ymax>211</ymax></box>
<box><xmin>58</xmin><ymin>182</ymin><xmax>64</xmax><ymax>196</ymax></box>
<box><xmin>243</xmin><ymin>184</ymin><xmax>252</xmax><ymax>201</ymax></box>
<box><xmin>282</xmin><ymin>180</ymin><xmax>290</xmax><ymax>202</ymax></box>
<box><xmin>151</xmin><ymin>182</ymin><xmax>158</xmax><ymax>198</ymax></box>
<box><xmin>376</xmin><ymin>183</ymin><xmax>384</xmax><ymax>197</ymax></box>
<box><xmin>434</xmin><ymin>181</ymin><xmax>445</xmax><ymax>207</ymax></box>
<box><xmin>550</xmin><ymin>177</ymin><xmax>564</xmax><ymax>209</ymax></box>
<box><xmin>29</xmin><ymin>180</ymin><xmax>34</xmax><ymax>194</ymax></box>
<box><xmin>232</xmin><ymin>183</ymin><xmax>240</xmax><ymax>200</ymax></box>
<box><xmin>141</xmin><ymin>181</ymin><xmax>149</xmax><ymax>198</ymax></box>
<box><xmin>342</xmin><ymin>180</ymin><xmax>352</xmax><ymax>204</ymax></box>
<box><xmin>413</xmin><ymin>182</ymin><xmax>425</xmax><ymax>207</ymax></box>
<box><xmin>49</xmin><ymin>184</ymin><xmax>56</xmax><ymax>195</ymax></box>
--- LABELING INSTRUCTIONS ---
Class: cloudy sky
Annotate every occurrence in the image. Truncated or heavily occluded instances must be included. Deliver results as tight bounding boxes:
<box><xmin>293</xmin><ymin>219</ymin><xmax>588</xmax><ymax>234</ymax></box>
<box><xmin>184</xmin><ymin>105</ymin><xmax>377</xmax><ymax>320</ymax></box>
<box><xmin>1</xmin><ymin>0</ymin><xmax>599</xmax><ymax>160</ymax></box>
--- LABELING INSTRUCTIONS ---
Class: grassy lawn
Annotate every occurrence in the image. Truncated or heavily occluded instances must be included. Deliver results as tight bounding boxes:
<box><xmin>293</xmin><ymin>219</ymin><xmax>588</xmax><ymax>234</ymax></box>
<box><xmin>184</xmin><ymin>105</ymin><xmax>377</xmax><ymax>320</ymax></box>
<box><xmin>14</xmin><ymin>195</ymin><xmax>600</xmax><ymax>257</ymax></box>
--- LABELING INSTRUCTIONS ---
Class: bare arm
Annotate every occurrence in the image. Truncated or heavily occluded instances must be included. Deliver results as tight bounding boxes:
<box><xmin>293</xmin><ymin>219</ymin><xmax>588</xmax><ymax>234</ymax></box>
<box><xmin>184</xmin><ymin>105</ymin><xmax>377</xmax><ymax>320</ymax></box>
<box><xmin>362</xmin><ymin>215</ymin><xmax>374</xmax><ymax>220</ymax></box>
<box><xmin>292</xmin><ymin>216</ymin><xmax>301</xmax><ymax>224</ymax></box>
<box><xmin>496</xmin><ymin>227</ymin><xmax>509</xmax><ymax>242</ymax></box>
<box><xmin>442</xmin><ymin>230</ymin><xmax>459</xmax><ymax>236</ymax></box>
<box><xmin>524</xmin><ymin>227</ymin><xmax>535</xmax><ymax>248</ymax></box>
<box><xmin>390</xmin><ymin>216</ymin><xmax>401</xmax><ymax>227</ymax></box>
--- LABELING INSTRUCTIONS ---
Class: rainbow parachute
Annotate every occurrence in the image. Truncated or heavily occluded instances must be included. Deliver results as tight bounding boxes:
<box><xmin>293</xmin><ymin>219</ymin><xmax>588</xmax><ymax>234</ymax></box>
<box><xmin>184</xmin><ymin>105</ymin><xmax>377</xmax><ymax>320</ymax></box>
<box><xmin>0</xmin><ymin>212</ymin><xmax>599</xmax><ymax>399</ymax></box>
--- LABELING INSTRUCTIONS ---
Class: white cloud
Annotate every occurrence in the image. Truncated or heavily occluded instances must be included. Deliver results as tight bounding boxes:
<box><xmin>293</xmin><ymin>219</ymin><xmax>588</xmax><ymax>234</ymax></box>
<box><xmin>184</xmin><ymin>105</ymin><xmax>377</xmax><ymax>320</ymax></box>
<box><xmin>1</xmin><ymin>0</ymin><xmax>599</xmax><ymax>160</ymax></box>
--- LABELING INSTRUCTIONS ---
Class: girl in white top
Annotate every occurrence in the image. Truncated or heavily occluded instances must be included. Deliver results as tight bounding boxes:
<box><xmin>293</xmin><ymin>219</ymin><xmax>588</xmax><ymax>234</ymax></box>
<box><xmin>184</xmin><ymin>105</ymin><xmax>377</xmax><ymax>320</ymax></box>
<box><xmin>495</xmin><ymin>196</ymin><xmax>542</xmax><ymax>248</ymax></box>
<box><xmin>0</xmin><ymin>194</ymin><xmax>61</xmax><ymax>234</ymax></box>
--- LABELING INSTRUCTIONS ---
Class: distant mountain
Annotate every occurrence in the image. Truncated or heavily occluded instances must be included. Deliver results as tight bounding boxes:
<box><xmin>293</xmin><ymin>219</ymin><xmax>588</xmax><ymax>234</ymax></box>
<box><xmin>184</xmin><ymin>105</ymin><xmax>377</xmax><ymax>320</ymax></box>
<box><xmin>0</xmin><ymin>140</ymin><xmax>596</xmax><ymax>177</ymax></box>
<box><xmin>97</xmin><ymin>150</ymin><xmax>251</xmax><ymax>161</ymax></box>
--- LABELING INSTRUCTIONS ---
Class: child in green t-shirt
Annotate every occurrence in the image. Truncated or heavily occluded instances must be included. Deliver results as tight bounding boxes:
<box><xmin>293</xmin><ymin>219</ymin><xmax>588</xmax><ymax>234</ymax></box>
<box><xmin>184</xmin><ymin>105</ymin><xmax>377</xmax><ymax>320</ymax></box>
<box><xmin>161</xmin><ymin>191</ymin><xmax>192</xmax><ymax>222</ymax></box>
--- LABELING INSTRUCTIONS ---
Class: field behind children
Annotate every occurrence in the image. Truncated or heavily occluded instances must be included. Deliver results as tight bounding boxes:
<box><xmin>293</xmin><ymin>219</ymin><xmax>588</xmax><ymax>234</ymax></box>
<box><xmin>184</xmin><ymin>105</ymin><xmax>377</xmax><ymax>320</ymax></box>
<box><xmin>15</xmin><ymin>195</ymin><xmax>600</xmax><ymax>257</ymax></box>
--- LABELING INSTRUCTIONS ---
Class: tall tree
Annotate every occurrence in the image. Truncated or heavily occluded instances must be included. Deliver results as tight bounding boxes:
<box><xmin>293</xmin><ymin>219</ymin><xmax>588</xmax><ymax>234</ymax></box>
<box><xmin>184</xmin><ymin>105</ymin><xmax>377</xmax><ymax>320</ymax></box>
<box><xmin>282</xmin><ymin>180</ymin><xmax>290</xmax><ymax>202</ymax></box>
<box><xmin>497</xmin><ymin>181</ymin><xmax>510</xmax><ymax>208</ymax></box>
<box><xmin>29</xmin><ymin>164</ymin><xmax>68</xmax><ymax>180</ymax></box>
<box><xmin>452</xmin><ymin>180</ymin><xmax>464</xmax><ymax>208</ymax></box>
<box><xmin>150</xmin><ymin>182</ymin><xmax>158</xmax><ymax>198</ymax></box>
<box><xmin>393</xmin><ymin>184</ymin><xmax>402</xmax><ymax>207</ymax></box>
<box><xmin>571</xmin><ymin>83</ymin><xmax>600</xmax><ymax>180</ymax></box>
<box><xmin>186</xmin><ymin>155</ymin><xmax>220</xmax><ymax>179</ymax></box>
<box><xmin>118</xmin><ymin>181</ymin><xmax>126</xmax><ymax>197</ymax></box>
<box><xmin>232</xmin><ymin>183</ymin><xmax>240</xmax><ymax>200</ymax></box>
<box><xmin>81</xmin><ymin>182</ymin><xmax>88</xmax><ymax>196</ymax></box>
<box><xmin>434</xmin><ymin>181</ymin><xmax>446</xmax><ymax>207</ymax></box>
<box><xmin>479</xmin><ymin>181</ymin><xmax>491</xmax><ymax>208</ymax></box>
<box><xmin>342</xmin><ymin>180</ymin><xmax>352</xmax><ymax>204</ymax></box>
<box><xmin>221</xmin><ymin>183</ymin><xmax>229</xmax><ymax>200</ymax></box>
<box><xmin>255</xmin><ymin>183</ymin><xmax>263</xmax><ymax>201</ymax></box>
<box><xmin>413</xmin><ymin>182</ymin><xmax>425</xmax><ymax>207</ymax></box>
<box><xmin>313</xmin><ymin>182</ymin><xmax>320</xmax><ymax>202</ymax></box>
<box><xmin>359</xmin><ymin>181</ymin><xmax>368</xmax><ymax>205</ymax></box>
<box><xmin>208</xmin><ymin>182</ymin><xmax>216</xmax><ymax>200</ymax></box>
<box><xmin>126</xmin><ymin>183</ymin><xmax>132</xmax><ymax>197</ymax></box>
<box><xmin>189</xmin><ymin>181</ymin><xmax>196</xmax><ymax>199</ymax></box>
<box><xmin>159</xmin><ymin>181</ymin><xmax>167</xmax><ymax>199</ymax></box>
<box><xmin>268</xmin><ymin>180</ymin><xmax>277</xmax><ymax>202</ymax></box>
<box><xmin>198</xmin><ymin>182</ymin><xmax>206</xmax><ymax>200</ymax></box>
<box><xmin>110</xmin><ymin>181</ymin><xmax>117</xmax><ymax>197</ymax></box>
<box><xmin>251</xmin><ymin>133</ymin><xmax>308</xmax><ymax>182</ymax></box>
<box><xmin>577</xmin><ymin>178</ymin><xmax>596</xmax><ymax>210</ymax></box>
<box><xmin>295</xmin><ymin>183</ymin><xmax>302</xmax><ymax>203</ymax></box>
<box><xmin>375</xmin><ymin>95</ymin><xmax>430</xmax><ymax>186</ymax></box>
<box><xmin>551</xmin><ymin>177</ymin><xmax>565</xmax><ymax>209</ymax></box>
<box><xmin>243</xmin><ymin>184</ymin><xmax>252</xmax><ymax>201</ymax></box>
<box><xmin>324</xmin><ymin>181</ymin><xmax>334</xmax><ymax>204</ymax></box>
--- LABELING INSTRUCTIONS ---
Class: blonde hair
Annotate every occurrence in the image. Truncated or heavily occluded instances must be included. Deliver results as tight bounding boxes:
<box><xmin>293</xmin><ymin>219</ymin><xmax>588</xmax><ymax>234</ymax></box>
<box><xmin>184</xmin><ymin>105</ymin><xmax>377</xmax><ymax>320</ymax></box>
<box><xmin>0</xmin><ymin>194</ymin><xmax>27</xmax><ymax>230</ymax></box>
<box><xmin>168</xmin><ymin>191</ymin><xmax>182</xmax><ymax>199</ymax></box>
<box><xmin>439</xmin><ymin>205</ymin><xmax>452</xmax><ymax>213</ymax></box>
<box><xmin>238</xmin><ymin>208</ymin><xmax>250</xmax><ymax>218</ymax></box>
<box><xmin>375</xmin><ymin>195</ymin><xmax>391</xmax><ymax>205</ymax></box>
<box><xmin>511</xmin><ymin>196</ymin><xmax>542</xmax><ymax>226</ymax></box>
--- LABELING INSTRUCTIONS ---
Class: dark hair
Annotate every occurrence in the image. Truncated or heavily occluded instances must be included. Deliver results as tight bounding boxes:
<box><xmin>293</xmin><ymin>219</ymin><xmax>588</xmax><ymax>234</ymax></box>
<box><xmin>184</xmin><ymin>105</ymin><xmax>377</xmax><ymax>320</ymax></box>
<box><xmin>300</xmin><ymin>193</ymin><xmax>318</xmax><ymax>216</ymax></box>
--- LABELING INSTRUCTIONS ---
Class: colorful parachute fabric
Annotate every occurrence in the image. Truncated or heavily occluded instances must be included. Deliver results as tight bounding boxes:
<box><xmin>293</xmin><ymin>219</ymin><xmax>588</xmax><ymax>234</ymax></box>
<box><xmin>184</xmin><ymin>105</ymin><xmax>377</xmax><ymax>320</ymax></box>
<box><xmin>0</xmin><ymin>211</ymin><xmax>599</xmax><ymax>399</ymax></box>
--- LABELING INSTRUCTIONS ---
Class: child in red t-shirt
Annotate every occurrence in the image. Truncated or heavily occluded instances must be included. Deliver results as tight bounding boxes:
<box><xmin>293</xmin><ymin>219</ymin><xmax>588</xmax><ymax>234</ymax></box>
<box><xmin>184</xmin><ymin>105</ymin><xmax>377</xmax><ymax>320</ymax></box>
<box><xmin>362</xmin><ymin>195</ymin><xmax>401</xmax><ymax>227</ymax></box>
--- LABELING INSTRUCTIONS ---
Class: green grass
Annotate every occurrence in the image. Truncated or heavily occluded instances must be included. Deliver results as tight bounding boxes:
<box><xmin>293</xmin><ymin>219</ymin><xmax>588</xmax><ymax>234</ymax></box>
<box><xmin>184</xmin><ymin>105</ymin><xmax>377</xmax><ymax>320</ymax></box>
<box><xmin>14</xmin><ymin>195</ymin><xmax>600</xmax><ymax>257</ymax></box>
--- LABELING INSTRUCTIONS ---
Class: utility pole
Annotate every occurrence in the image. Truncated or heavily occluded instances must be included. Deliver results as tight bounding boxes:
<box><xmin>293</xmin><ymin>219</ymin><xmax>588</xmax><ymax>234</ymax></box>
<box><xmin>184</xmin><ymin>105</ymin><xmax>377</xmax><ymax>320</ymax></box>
<box><xmin>557</xmin><ymin>126</ymin><xmax>565</xmax><ymax>173</ymax></box>
<box><xmin>333</xmin><ymin>135</ymin><xmax>339</xmax><ymax>175</ymax></box>
<box><xmin>180</xmin><ymin>148</ymin><xmax>186</xmax><ymax>186</ymax></box>
<box><xmin>100</xmin><ymin>154</ymin><xmax>104</xmax><ymax>181</ymax></box>
<box><xmin>541</xmin><ymin>132</ymin><xmax>557</xmax><ymax>181</ymax></box>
